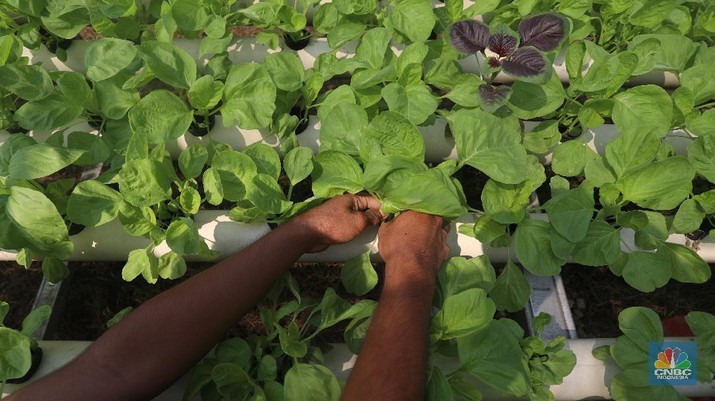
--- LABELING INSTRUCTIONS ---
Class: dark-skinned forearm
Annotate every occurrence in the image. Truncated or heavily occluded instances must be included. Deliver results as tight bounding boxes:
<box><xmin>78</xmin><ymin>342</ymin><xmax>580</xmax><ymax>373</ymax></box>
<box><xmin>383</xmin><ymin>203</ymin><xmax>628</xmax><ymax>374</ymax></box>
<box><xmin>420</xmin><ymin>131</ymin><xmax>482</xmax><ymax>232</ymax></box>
<box><xmin>341</xmin><ymin>259</ymin><xmax>436</xmax><ymax>401</ymax></box>
<box><xmin>9</xmin><ymin>221</ymin><xmax>317</xmax><ymax>401</ymax></box>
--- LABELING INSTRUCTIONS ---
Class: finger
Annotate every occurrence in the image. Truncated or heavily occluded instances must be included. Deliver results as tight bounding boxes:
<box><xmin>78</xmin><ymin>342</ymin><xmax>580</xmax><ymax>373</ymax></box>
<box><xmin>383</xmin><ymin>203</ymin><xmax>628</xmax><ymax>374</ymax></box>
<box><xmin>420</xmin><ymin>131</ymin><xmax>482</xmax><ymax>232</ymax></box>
<box><xmin>354</xmin><ymin>194</ymin><xmax>386</xmax><ymax>219</ymax></box>
<box><xmin>363</xmin><ymin>208</ymin><xmax>383</xmax><ymax>227</ymax></box>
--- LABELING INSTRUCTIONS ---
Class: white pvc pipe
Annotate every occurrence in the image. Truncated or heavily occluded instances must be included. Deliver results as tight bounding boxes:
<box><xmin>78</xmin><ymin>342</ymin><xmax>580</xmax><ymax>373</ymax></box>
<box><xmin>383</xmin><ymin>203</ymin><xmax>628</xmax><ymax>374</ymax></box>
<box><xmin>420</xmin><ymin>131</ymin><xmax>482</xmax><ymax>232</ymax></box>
<box><xmin>4</xmin><ymin>339</ymin><xmax>714</xmax><ymax>400</ymax></box>
<box><xmin>21</xmin><ymin>34</ymin><xmax>678</xmax><ymax>87</ymax></box>
<box><xmin>0</xmin><ymin>213</ymin><xmax>711</xmax><ymax>263</ymax></box>
<box><xmin>457</xmin><ymin>49</ymin><xmax>680</xmax><ymax>87</ymax></box>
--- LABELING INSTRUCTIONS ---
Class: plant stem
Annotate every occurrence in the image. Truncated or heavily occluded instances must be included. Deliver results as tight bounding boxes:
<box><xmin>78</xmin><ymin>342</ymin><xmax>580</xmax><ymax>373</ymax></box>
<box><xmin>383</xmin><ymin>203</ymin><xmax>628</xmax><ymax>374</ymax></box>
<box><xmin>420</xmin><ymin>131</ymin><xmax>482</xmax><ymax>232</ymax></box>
<box><xmin>287</xmin><ymin>184</ymin><xmax>294</xmax><ymax>201</ymax></box>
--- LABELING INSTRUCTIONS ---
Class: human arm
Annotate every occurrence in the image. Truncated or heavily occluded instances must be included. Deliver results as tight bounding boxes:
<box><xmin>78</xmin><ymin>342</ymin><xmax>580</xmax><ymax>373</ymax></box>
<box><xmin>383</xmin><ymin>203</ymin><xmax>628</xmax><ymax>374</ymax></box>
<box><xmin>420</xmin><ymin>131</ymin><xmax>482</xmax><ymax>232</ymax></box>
<box><xmin>340</xmin><ymin>211</ymin><xmax>449</xmax><ymax>401</ymax></box>
<box><xmin>8</xmin><ymin>194</ymin><xmax>384</xmax><ymax>401</ymax></box>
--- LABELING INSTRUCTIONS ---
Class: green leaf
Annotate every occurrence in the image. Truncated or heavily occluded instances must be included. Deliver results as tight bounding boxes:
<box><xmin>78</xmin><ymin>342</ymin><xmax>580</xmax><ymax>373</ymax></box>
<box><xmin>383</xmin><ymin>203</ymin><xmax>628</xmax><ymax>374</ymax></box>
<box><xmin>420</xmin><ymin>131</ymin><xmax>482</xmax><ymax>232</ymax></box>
<box><xmin>543</xmin><ymin>186</ymin><xmax>594</xmax><ymax>242</ymax></box>
<box><xmin>119</xmin><ymin>159</ymin><xmax>173</xmax><ymax>207</ymax></box>
<box><xmin>523</xmin><ymin>120</ymin><xmax>561</xmax><ymax>154</ymax></box>
<box><xmin>659</xmin><ymin>242</ymin><xmax>711</xmax><ymax>283</ymax></box>
<box><xmin>360</xmin><ymin>111</ymin><xmax>425</xmax><ymax>162</ymax></box>
<box><xmin>628</xmin><ymin>0</ymin><xmax>676</xmax><ymax>27</ymax></box>
<box><xmin>611</xmin><ymin>368</ymin><xmax>684</xmax><ymax>401</ymax></box>
<box><xmin>41</xmin><ymin>2</ymin><xmax>88</xmax><ymax>39</ymax></box>
<box><xmin>278</xmin><ymin>321</ymin><xmax>307</xmax><ymax>358</ymax></box>
<box><xmin>20</xmin><ymin>305</ymin><xmax>51</xmax><ymax>337</ymax></box>
<box><xmin>490</xmin><ymin>262</ymin><xmax>531</xmax><ymax>312</ymax></box>
<box><xmin>118</xmin><ymin>203</ymin><xmax>157</xmax><ymax>237</ymax></box>
<box><xmin>14</xmin><ymin>93</ymin><xmax>84</xmax><ymax>131</ymax></box>
<box><xmin>67</xmin><ymin>132</ymin><xmax>111</xmax><ymax>166</ymax></box>
<box><xmin>447</xmin><ymin>110</ymin><xmax>528</xmax><ymax>184</ymax></box>
<box><xmin>617</xmin><ymin>156</ymin><xmax>695</xmax><ymax>210</ymax></box>
<box><xmin>612</xmin><ymin>85</ymin><xmax>674</xmax><ymax>138</ymax></box>
<box><xmin>283</xmin><ymin>364</ymin><xmax>340</xmax><ymax>401</ymax></box>
<box><xmin>284</xmin><ymin>147</ymin><xmax>313</xmax><ymax>186</ymax></box>
<box><xmin>432</xmin><ymin>288</ymin><xmax>495</xmax><ymax>339</ymax></box>
<box><xmin>95</xmin><ymin>73</ymin><xmax>141</xmax><ymax>119</ymax></box>
<box><xmin>166</xmin><ymin>218</ymin><xmax>204</xmax><ymax>255</ymax></box>
<box><xmin>341</xmin><ymin>251</ymin><xmax>378</xmax><ymax>296</ymax></box>
<box><xmin>571</xmin><ymin>221</ymin><xmax>622</xmax><ymax>266</ymax></box>
<box><xmin>508</xmin><ymin>72</ymin><xmax>566</xmax><ymax>119</ymax></box>
<box><xmin>457</xmin><ymin>320</ymin><xmax>531</xmax><ymax>397</ymax></box>
<box><xmin>379</xmin><ymin>169</ymin><xmax>466</xmax><ymax>218</ymax></box>
<box><xmin>438</xmin><ymin>256</ymin><xmax>496</xmax><ymax>301</ymax></box>
<box><xmin>355</xmin><ymin>27</ymin><xmax>392</xmax><ymax>70</ymax></box>
<box><xmin>128</xmin><ymin>89</ymin><xmax>192</xmax><ymax>144</ymax></box>
<box><xmin>0</xmin><ymin>64</ymin><xmax>53</xmax><ymax>101</ymax></box>
<box><xmin>179</xmin><ymin>186</ymin><xmax>201</xmax><ymax>215</ymax></box>
<box><xmin>0</xmin><ymin>327</ymin><xmax>31</xmax><ymax>380</ymax></box>
<box><xmin>381</xmin><ymin>82</ymin><xmax>439</xmax><ymax>125</ymax></box>
<box><xmin>244</xmin><ymin>143</ymin><xmax>281</xmax><ymax>181</ymax></box>
<box><xmin>188</xmin><ymin>75</ymin><xmax>224</xmax><ymax>110</ymax></box>
<box><xmin>481</xmin><ymin>156</ymin><xmax>545</xmax><ymax>224</ymax></box>
<box><xmin>264</xmin><ymin>52</ymin><xmax>305</xmax><ymax>92</ymax></box>
<box><xmin>8</xmin><ymin>144</ymin><xmax>85</xmax><ymax>180</ymax></box>
<box><xmin>158</xmin><ymin>251</ymin><xmax>187</xmax><ymax>280</ymax></box>
<box><xmin>312</xmin><ymin>151</ymin><xmax>363</xmax><ymax>198</ymax></box>
<box><xmin>682</xmin><ymin>63</ymin><xmax>715</xmax><ymax>105</ymax></box>
<box><xmin>621</xmin><ymin>251</ymin><xmax>671</xmax><ymax>292</ymax></box>
<box><xmin>672</xmin><ymin>198</ymin><xmax>705</xmax><ymax>233</ymax></box>
<box><xmin>67</xmin><ymin>180</ymin><xmax>122</xmax><ymax>227</ymax></box>
<box><xmin>687</xmin><ymin>108</ymin><xmax>715</xmax><ymax>137</ymax></box>
<box><xmin>171</xmin><ymin>0</ymin><xmax>208</xmax><ymax>33</ymax></box>
<box><xmin>221</xmin><ymin>63</ymin><xmax>277</xmax><ymax>129</ymax></box>
<box><xmin>8</xmin><ymin>187</ymin><xmax>73</xmax><ymax>259</ymax></box>
<box><xmin>42</xmin><ymin>257</ymin><xmax>69</xmax><ymax>284</ymax></box>
<box><xmin>178</xmin><ymin>144</ymin><xmax>208</xmax><ymax>179</ymax></box>
<box><xmin>551</xmin><ymin>140</ymin><xmax>598</xmax><ymax>177</ymax></box>
<box><xmin>122</xmin><ymin>248</ymin><xmax>159</xmax><ymax>283</ymax></box>
<box><xmin>688</xmin><ymin>136</ymin><xmax>715</xmax><ymax>184</ymax></box>
<box><xmin>426</xmin><ymin>366</ymin><xmax>455</xmax><ymax>401</ymax></box>
<box><xmin>247</xmin><ymin>174</ymin><xmax>291</xmax><ymax>214</ymax></box>
<box><xmin>334</xmin><ymin>0</ymin><xmax>377</xmax><ymax>15</ymax></box>
<box><xmin>84</xmin><ymin>38</ymin><xmax>137</xmax><ymax>81</ymax></box>
<box><xmin>515</xmin><ymin>219</ymin><xmax>565</xmax><ymax>276</ymax></box>
<box><xmin>320</xmin><ymin>103</ymin><xmax>368</xmax><ymax>157</ymax></box>
<box><xmin>138</xmin><ymin>41</ymin><xmax>197</xmax><ymax>89</ymax></box>
<box><xmin>604</xmin><ymin>129</ymin><xmax>661</xmax><ymax>177</ymax></box>
<box><xmin>620</xmin><ymin>306</ymin><xmax>664</xmax><ymax>350</ymax></box>
<box><xmin>386</xmin><ymin>0</ymin><xmax>437</xmax><ymax>43</ymax></box>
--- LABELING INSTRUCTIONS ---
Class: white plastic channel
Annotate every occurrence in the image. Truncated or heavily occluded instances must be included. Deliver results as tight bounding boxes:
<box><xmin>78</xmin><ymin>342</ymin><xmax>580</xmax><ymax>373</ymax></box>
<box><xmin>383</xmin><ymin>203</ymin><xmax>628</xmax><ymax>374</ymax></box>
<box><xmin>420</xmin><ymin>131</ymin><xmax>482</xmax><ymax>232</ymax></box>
<box><xmin>4</xmin><ymin>339</ymin><xmax>714</xmax><ymax>400</ymax></box>
<box><xmin>0</xmin><ymin>116</ymin><xmax>693</xmax><ymax>165</ymax></box>
<box><xmin>20</xmin><ymin>34</ymin><xmax>679</xmax><ymax>87</ymax></box>
<box><xmin>0</xmin><ymin>212</ymin><xmax>711</xmax><ymax>263</ymax></box>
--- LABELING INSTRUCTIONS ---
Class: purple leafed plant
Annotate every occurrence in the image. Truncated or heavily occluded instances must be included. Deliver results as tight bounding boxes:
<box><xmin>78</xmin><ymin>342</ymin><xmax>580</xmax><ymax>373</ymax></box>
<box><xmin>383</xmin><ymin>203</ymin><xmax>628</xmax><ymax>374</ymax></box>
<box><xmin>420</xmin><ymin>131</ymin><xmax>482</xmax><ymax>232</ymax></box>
<box><xmin>449</xmin><ymin>13</ymin><xmax>569</xmax><ymax>112</ymax></box>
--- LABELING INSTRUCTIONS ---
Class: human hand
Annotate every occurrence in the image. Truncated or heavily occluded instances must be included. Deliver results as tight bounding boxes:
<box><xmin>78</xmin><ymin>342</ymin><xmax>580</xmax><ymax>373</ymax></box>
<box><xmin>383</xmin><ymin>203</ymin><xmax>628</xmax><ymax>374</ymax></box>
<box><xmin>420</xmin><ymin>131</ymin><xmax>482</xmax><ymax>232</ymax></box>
<box><xmin>377</xmin><ymin>211</ymin><xmax>450</xmax><ymax>280</ymax></box>
<box><xmin>287</xmin><ymin>194</ymin><xmax>386</xmax><ymax>252</ymax></box>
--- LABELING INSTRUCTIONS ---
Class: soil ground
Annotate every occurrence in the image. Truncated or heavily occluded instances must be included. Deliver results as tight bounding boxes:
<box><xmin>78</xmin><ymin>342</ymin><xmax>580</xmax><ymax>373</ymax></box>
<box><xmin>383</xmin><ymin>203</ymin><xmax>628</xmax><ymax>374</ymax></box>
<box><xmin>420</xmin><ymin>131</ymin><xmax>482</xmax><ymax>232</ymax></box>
<box><xmin>561</xmin><ymin>264</ymin><xmax>715</xmax><ymax>338</ymax></box>
<box><xmin>43</xmin><ymin>261</ymin><xmax>381</xmax><ymax>342</ymax></box>
<box><xmin>0</xmin><ymin>262</ymin><xmax>43</xmax><ymax>330</ymax></box>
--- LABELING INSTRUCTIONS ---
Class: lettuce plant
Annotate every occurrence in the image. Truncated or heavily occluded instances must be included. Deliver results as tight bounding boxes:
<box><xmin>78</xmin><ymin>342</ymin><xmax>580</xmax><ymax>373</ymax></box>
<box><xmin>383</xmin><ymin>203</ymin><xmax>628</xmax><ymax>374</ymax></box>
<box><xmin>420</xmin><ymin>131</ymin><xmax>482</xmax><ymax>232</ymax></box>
<box><xmin>449</xmin><ymin>13</ymin><xmax>569</xmax><ymax>112</ymax></box>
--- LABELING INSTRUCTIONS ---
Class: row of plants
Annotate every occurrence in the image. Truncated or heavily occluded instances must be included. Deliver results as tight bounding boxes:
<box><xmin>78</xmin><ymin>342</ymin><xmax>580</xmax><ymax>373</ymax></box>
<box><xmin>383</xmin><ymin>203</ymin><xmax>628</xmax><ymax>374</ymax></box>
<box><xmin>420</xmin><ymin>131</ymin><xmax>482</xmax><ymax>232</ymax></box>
<box><xmin>0</xmin><ymin>0</ymin><xmax>713</xmax><ymax>399</ymax></box>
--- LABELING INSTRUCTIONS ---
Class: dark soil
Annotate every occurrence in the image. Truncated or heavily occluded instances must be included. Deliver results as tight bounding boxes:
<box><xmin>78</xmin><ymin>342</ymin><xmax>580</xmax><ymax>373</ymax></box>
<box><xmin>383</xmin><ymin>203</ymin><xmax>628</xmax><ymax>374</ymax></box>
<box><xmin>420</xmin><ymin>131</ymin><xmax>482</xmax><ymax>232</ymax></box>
<box><xmin>46</xmin><ymin>261</ymin><xmax>381</xmax><ymax>342</ymax></box>
<box><xmin>0</xmin><ymin>262</ymin><xmax>44</xmax><ymax>330</ymax></box>
<box><xmin>561</xmin><ymin>264</ymin><xmax>715</xmax><ymax>338</ymax></box>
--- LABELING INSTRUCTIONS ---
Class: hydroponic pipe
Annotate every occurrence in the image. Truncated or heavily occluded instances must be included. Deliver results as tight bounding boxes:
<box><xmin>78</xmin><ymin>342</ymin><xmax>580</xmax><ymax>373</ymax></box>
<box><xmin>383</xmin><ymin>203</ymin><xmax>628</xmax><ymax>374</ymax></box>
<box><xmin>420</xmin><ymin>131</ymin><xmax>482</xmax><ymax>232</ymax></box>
<box><xmin>4</xmin><ymin>339</ymin><xmax>714</xmax><ymax>400</ymax></box>
<box><xmin>0</xmin><ymin>212</ymin><xmax>712</xmax><ymax>263</ymax></box>
<box><xmin>0</xmin><ymin>117</ymin><xmax>691</xmax><ymax>166</ymax></box>
<box><xmin>21</xmin><ymin>36</ymin><xmax>679</xmax><ymax>87</ymax></box>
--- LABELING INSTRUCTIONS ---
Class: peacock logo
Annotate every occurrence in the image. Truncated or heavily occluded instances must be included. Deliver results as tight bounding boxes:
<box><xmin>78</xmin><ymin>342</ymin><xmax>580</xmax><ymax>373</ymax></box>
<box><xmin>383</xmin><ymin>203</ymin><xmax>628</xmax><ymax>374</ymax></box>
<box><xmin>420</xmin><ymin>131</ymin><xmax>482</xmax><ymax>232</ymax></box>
<box><xmin>654</xmin><ymin>347</ymin><xmax>691</xmax><ymax>369</ymax></box>
<box><xmin>650</xmin><ymin>342</ymin><xmax>696</xmax><ymax>386</ymax></box>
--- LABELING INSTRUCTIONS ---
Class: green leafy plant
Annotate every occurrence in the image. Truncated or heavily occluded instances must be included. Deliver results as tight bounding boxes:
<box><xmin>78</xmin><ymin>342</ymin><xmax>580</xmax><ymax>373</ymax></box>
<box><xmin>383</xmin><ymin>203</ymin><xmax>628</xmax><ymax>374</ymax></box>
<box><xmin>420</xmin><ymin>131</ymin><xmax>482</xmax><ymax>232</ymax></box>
<box><xmin>593</xmin><ymin>307</ymin><xmax>715</xmax><ymax>401</ymax></box>
<box><xmin>0</xmin><ymin>303</ymin><xmax>51</xmax><ymax>394</ymax></box>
